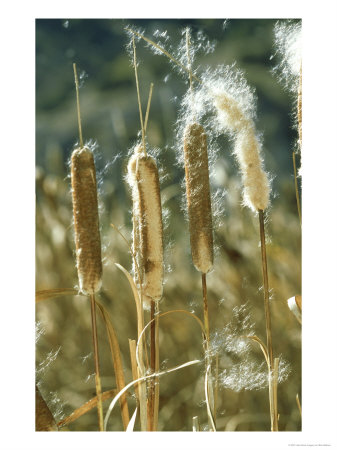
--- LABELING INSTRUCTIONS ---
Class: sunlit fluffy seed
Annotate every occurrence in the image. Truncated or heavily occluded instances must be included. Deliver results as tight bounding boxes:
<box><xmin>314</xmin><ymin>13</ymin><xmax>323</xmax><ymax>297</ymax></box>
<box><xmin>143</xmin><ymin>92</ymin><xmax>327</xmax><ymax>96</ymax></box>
<box><xmin>127</xmin><ymin>145</ymin><xmax>164</xmax><ymax>305</ymax></box>
<box><xmin>71</xmin><ymin>147</ymin><xmax>102</xmax><ymax>295</ymax></box>
<box><xmin>183</xmin><ymin>123</ymin><xmax>214</xmax><ymax>273</ymax></box>
<box><xmin>214</xmin><ymin>93</ymin><xmax>270</xmax><ymax>211</ymax></box>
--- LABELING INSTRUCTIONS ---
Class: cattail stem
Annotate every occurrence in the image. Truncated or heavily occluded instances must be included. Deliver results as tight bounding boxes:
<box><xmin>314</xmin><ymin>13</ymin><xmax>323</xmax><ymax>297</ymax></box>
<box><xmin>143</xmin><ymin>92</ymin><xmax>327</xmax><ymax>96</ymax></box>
<box><xmin>201</xmin><ymin>273</ymin><xmax>210</xmax><ymax>343</ymax></box>
<box><xmin>90</xmin><ymin>294</ymin><xmax>104</xmax><ymax>431</ymax></box>
<box><xmin>153</xmin><ymin>301</ymin><xmax>160</xmax><ymax>430</ymax></box>
<box><xmin>147</xmin><ymin>300</ymin><xmax>156</xmax><ymax>431</ymax></box>
<box><xmin>73</xmin><ymin>63</ymin><xmax>84</xmax><ymax>148</ymax></box>
<box><xmin>292</xmin><ymin>151</ymin><xmax>302</xmax><ymax>225</ymax></box>
<box><xmin>132</xmin><ymin>37</ymin><xmax>147</xmax><ymax>155</ymax></box>
<box><xmin>258</xmin><ymin>210</ymin><xmax>278</xmax><ymax>431</ymax></box>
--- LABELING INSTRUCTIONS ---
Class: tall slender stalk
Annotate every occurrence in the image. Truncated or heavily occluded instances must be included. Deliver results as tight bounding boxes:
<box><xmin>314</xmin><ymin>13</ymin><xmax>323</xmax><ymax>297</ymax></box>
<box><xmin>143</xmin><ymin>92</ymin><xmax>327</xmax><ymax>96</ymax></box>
<box><xmin>90</xmin><ymin>294</ymin><xmax>104</xmax><ymax>431</ymax></box>
<box><xmin>258</xmin><ymin>209</ymin><xmax>278</xmax><ymax>431</ymax></box>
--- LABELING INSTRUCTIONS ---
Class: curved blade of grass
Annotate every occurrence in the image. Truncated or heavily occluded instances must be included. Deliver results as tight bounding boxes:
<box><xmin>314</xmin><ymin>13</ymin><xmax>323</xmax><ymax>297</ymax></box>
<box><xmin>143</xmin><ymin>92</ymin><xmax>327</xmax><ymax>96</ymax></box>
<box><xmin>135</xmin><ymin>309</ymin><xmax>205</xmax><ymax>373</ymax></box>
<box><xmin>126</xmin><ymin>407</ymin><xmax>138</xmax><ymax>432</ymax></box>
<box><xmin>287</xmin><ymin>295</ymin><xmax>302</xmax><ymax>324</ymax></box>
<box><xmin>296</xmin><ymin>393</ymin><xmax>302</xmax><ymax>418</ymax></box>
<box><xmin>245</xmin><ymin>335</ymin><xmax>269</xmax><ymax>366</ymax></box>
<box><xmin>192</xmin><ymin>416</ymin><xmax>200</xmax><ymax>431</ymax></box>
<box><xmin>104</xmin><ymin>359</ymin><xmax>201</xmax><ymax>431</ymax></box>
<box><xmin>36</xmin><ymin>288</ymin><xmax>80</xmax><ymax>303</ymax></box>
<box><xmin>57</xmin><ymin>389</ymin><xmax>117</xmax><ymax>428</ymax></box>
<box><xmin>115</xmin><ymin>263</ymin><xmax>144</xmax><ymax>359</ymax></box>
<box><xmin>115</xmin><ymin>262</ymin><xmax>147</xmax><ymax>431</ymax></box>
<box><xmin>95</xmin><ymin>300</ymin><xmax>130</xmax><ymax>430</ymax></box>
<box><xmin>205</xmin><ymin>365</ymin><xmax>216</xmax><ymax>432</ymax></box>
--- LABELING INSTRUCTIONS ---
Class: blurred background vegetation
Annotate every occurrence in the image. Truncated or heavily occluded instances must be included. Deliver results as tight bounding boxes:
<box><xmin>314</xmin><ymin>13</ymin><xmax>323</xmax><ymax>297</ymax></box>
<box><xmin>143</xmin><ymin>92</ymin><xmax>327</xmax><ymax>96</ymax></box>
<box><xmin>36</xmin><ymin>18</ymin><xmax>301</xmax><ymax>431</ymax></box>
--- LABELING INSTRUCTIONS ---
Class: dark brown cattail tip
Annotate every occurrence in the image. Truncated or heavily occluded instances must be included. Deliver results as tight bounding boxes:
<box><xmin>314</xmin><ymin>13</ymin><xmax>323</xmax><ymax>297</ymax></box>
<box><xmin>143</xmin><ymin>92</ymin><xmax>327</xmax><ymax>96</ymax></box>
<box><xmin>36</xmin><ymin>386</ymin><xmax>58</xmax><ymax>431</ymax></box>
<box><xmin>71</xmin><ymin>147</ymin><xmax>102</xmax><ymax>295</ymax></box>
<box><xmin>183</xmin><ymin>123</ymin><xmax>214</xmax><ymax>273</ymax></box>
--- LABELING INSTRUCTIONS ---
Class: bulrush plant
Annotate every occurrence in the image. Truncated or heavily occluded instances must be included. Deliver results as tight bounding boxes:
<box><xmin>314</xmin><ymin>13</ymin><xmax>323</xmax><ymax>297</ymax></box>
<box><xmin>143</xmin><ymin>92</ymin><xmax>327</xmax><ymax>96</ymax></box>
<box><xmin>182</xmin><ymin>29</ymin><xmax>215</xmax><ymax>429</ymax></box>
<box><xmin>126</xmin><ymin>37</ymin><xmax>164</xmax><ymax>431</ymax></box>
<box><xmin>205</xmin><ymin>72</ymin><xmax>278</xmax><ymax>431</ymax></box>
<box><xmin>70</xmin><ymin>63</ymin><xmax>104</xmax><ymax>430</ymax></box>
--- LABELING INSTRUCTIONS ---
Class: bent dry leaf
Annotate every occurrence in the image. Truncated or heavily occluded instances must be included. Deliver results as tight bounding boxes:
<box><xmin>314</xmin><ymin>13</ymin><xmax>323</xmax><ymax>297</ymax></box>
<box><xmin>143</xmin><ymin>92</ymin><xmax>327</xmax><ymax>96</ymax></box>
<box><xmin>104</xmin><ymin>359</ymin><xmax>201</xmax><ymax>431</ymax></box>
<box><xmin>57</xmin><ymin>389</ymin><xmax>117</xmax><ymax>428</ymax></box>
<box><xmin>95</xmin><ymin>299</ymin><xmax>130</xmax><ymax>430</ymax></box>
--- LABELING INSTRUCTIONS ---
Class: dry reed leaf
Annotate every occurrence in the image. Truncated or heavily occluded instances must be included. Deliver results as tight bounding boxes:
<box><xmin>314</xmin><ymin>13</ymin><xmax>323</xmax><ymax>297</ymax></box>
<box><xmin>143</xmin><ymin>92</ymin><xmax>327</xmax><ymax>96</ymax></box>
<box><xmin>287</xmin><ymin>295</ymin><xmax>302</xmax><ymax>324</ymax></box>
<box><xmin>205</xmin><ymin>365</ymin><xmax>216</xmax><ymax>431</ymax></box>
<box><xmin>95</xmin><ymin>299</ymin><xmax>130</xmax><ymax>430</ymax></box>
<box><xmin>57</xmin><ymin>389</ymin><xmax>117</xmax><ymax>428</ymax></box>
<box><xmin>36</xmin><ymin>386</ymin><xmax>58</xmax><ymax>431</ymax></box>
<box><xmin>296</xmin><ymin>393</ymin><xmax>302</xmax><ymax>418</ymax></box>
<box><xmin>35</xmin><ymin>288</ymin><xmax>80</xmax><ymax>303</ymax></box>
<box><xmin>104</xmin><ymin>359</ymin><xmax>201</xmax><ymax>431</ymax></box>
<box><xmin>126</xmin><ymin>407</ymin><xmax>138</xmax><ymax>432</ymax></box>
<box><xmin>115</xmin><ymin>263</ymin><xmax>143</xmax><ymax>343</ymax></box>
<box><xmin>245</xmin><ymin>335</ymin><xmax>270</xmax><ymax>366</ymax></box>
<box><xmin>129</xmin><ymin>339</ymin><xmax>140</xmax><ymax>403</ymax></box>
<box><xmin>135</xmin><ymin>309</ymin><xmax>205</xmax><ymax>372</ymax></box>
<box><xmin>192</xmin><ymin>416</ymin><xmax>200</xmax><ymax>431</ymax></box>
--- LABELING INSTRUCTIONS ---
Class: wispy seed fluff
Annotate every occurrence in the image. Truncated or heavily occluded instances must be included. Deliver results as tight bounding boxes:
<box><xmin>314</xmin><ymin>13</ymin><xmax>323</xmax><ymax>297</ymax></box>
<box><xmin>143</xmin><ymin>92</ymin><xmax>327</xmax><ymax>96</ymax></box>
<box><xmin>273</xmin><ymin>21</ymin><xmax>302</xmax><ymax>94</ymax></box>
<box><xmin>183</xmin><ymin>122</ymin><xmax>214</xmax><ymax>273</ymax></box>
<box><xmin>127</xmin><ymin>144</ymin><xmax>164</xmax><ymax>306</ymax></box>
<box><xmin>71</xmin><ymin>146</ymin><xmax>102</xmax><ymax>295</ymax></box>
<box><xmin>213</xmin><ymin>91</ymin><xmax>270</xmax><ymax>211</ymax></box>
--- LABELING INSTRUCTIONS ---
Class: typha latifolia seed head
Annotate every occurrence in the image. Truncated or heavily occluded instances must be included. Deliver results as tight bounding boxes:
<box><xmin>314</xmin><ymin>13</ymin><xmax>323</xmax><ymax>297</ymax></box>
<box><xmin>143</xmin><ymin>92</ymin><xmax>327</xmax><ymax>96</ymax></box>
<box><xmin>127</xmin><ymin>144</ymin><xmax>164</xmax><ymax>306</ymax></box>
<box><xmin>183</xmin><ymin>123</ymin><xmax>214</xmax><ymax>273</ymax></box>
<box><xmin>71</xmin><ymin>64</ymin><xmax>102</xmax><ymax>295</ymax></box>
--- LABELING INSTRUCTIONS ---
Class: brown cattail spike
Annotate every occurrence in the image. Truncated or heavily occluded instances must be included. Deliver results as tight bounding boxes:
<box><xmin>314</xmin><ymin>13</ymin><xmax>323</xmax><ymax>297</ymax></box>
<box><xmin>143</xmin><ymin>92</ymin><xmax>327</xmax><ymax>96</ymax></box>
<box><xmin>71</xmin><ymin>146</ymin><xmax>102</xmax><ymax>295</ymax></box>
<box><xmin>128</xmin><ymin>145</ymin><xmax>164</xmax><ymax>306</ymax></box>
<box><xmin>183</xmin><ymin>123</ymin><xmax>214</xmax><ymax>274</ymax></box>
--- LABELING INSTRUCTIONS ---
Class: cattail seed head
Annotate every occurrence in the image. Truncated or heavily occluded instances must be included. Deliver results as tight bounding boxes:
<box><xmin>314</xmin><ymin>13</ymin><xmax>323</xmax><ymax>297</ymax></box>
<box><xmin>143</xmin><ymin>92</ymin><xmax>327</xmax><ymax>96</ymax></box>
<box><xmin>71</xmin><ymin>146</ymin><xmax>102</xmax><ymax>295</ymax></box>
<box><xmin>127</xmin><ymin>144</ymin><xmax>164</xmax><ymax>306</ymax></box>
<box><xmin>183</xmin><ymin>123</ymin><xmax>214</xmax><ymax>273</ymax></box>
<box><xmin>214</xmin><ymin>92</ymin><xmax>270</xmax><ymax>212</ymax></box>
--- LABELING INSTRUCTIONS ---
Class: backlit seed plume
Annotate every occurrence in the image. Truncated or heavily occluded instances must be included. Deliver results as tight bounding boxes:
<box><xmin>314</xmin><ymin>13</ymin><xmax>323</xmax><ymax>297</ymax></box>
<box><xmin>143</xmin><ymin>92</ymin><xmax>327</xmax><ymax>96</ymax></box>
<box><xmin>183</xmin><ymin>122</ymin><xmax>214</xmax><ymax>273</ymax></box>
<box><xmin>71</xmin><ymin>146</ymin><xmax>102</xmax><ymax>294</ymax></box>
<box><xmin>213</xmin><ymin>91</ymin><xmax>270</xmax><ymax>211</ymax></box>
<box><xmin>127</xmin><ymin>144</ymin><xmax>164</xmax><ymax>306</ymax></box>
<box><xmin>273</xmin><ymin>21</ymin><xmax>302</xmax><ymax>94</ymax></box>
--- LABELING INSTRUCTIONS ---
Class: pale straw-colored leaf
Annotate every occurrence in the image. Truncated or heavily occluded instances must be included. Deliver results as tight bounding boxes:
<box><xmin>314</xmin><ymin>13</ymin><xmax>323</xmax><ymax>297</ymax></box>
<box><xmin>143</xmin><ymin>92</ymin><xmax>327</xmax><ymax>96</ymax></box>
<box><xmin>126</xmin><ymin>407</ymin><xmax>138</xmax><ymax>432</ymax></box>
<box><xmin>192</xmin><ymin>416</ymin><xmax>200</xmax><ymax>431</ymax></box>
<box><xmin>205</xmin><ymin>365</ymin><xmax>216</xmax><ymax>432</ymax></box>
<box><xmin>95</xmin><ymin>300</ymin><xmax>130</xmax><ymax>430</ymax></box>
<box><xmin>35</xmin><ymin>288</ymin><xmax>80</xmax><ymax>303</ymax></box>
<box><xmin>104</xmin><ymin>359</ymin><xmax>201</xmax><ymax>431</ymax></box>
<box><xmin>287</xmin><ymin>295</ymin><xmax>302</xmax><ymax>324</ymax></box>
<box><xmin>245</xmin><ymin>335</ymin><xmax>270</xmax><ymax>366</ymax></box>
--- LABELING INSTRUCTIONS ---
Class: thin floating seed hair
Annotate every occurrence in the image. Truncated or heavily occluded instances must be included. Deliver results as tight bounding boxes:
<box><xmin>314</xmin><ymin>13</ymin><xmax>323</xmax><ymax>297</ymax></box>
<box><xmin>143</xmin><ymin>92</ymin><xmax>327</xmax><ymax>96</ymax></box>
<box><xmin>71</xmin><ymin>64</ymin><xmax>102</xmax><ymax>295</ymax></box>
